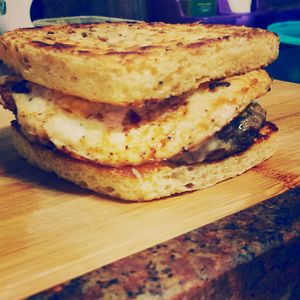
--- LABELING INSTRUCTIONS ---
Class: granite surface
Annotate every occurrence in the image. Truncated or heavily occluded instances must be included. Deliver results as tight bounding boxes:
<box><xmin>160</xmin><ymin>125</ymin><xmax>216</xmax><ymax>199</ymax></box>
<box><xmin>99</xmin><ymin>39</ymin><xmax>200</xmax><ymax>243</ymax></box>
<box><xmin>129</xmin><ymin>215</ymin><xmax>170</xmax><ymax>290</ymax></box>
<box><xmin>29</xmin><ymin>187</ymin><xmax>300</xmax><ymax>300</ymax></box>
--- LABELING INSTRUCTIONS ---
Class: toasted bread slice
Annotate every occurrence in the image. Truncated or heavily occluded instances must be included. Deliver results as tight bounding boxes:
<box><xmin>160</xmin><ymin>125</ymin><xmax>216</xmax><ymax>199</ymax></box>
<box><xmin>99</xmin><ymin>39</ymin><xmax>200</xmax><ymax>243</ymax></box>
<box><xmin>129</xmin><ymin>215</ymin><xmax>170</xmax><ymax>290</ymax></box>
<box><xmin>2</xmin><ymin>70</ymin><xmax>272</xmax><ymax>166</ymax></box>
<box><xmin>11</xmin><ymin>122</ymin><xmax>278</xmax><ymax>201</ymax></box>
<box><xmin>0</xmin><ymin>22</ymin><xmax>279</xmax><ymax>105</ymax></box>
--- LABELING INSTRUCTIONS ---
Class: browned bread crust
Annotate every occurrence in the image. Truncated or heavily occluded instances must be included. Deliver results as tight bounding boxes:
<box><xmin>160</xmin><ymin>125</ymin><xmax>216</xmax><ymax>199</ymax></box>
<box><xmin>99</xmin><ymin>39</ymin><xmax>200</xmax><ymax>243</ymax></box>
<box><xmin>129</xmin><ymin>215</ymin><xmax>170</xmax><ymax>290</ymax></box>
<box><xmin>0</xmin><ymin>22</ymin><xmax>279</xmax><ymax>105</ymax></box>
<box><xmin>11</xmin><ymin>122</ymin><xmax>278</xmax><ymax>201</ymax></box>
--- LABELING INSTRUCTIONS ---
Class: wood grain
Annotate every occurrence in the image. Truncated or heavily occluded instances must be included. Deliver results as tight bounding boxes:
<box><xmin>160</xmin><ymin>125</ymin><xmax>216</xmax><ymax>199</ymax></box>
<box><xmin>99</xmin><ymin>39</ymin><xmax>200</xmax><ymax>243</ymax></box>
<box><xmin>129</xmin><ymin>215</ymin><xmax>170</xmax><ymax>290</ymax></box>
<box><xmin>0</xmin><ymin>80</ymin><xmax>299</xmax><ymax>300</ymax></box>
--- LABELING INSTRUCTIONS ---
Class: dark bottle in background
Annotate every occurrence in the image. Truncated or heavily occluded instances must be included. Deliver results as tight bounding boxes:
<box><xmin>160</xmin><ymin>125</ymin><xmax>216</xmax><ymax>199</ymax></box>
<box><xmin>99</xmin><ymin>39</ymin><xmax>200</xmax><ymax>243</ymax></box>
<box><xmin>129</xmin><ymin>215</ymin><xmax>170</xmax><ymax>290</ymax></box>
<box><xmin>40</xmin><ymin>0</ymin><xmax>153</xmax><ymax>21</ymax></box>
<box><xmin>181</xmin><ymin>0</ymin><xmax>217</xmax><ymax>17</ymax></box>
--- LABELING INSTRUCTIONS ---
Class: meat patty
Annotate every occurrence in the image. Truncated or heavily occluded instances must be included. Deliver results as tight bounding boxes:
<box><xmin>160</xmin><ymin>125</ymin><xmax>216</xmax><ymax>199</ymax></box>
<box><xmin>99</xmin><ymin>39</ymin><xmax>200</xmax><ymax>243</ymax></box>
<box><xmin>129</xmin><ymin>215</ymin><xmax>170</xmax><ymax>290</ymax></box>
<box><xmin>171</xmin><ymin>102</ymin><xmax>267</xmax><ymax>164</ymax></box>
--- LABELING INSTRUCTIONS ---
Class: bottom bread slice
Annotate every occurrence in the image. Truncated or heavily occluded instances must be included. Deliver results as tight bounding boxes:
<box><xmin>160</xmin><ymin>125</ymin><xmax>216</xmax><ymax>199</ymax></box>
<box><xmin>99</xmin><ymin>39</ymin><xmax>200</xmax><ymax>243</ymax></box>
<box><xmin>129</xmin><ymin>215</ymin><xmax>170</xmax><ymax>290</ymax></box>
<box><xmin>11</xmin><ymin>124</ymin><xmax>278</xmax><ymax>202</ymax></box>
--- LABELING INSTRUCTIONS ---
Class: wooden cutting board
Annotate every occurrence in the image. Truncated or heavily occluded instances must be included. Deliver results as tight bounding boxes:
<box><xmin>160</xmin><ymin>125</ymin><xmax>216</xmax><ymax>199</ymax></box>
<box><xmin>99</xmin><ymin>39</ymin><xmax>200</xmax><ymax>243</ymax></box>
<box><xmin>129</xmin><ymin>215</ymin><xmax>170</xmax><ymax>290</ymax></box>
<box><xmin>0</xmin><ymin>80</ymin><xmax>299</xmax><ymax>300</ymax></box>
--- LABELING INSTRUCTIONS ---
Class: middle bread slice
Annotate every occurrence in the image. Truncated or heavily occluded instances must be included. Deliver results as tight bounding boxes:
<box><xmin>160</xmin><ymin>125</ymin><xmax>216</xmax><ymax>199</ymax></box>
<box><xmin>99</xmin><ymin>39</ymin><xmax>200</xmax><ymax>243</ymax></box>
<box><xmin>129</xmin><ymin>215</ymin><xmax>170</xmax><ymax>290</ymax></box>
<box><xmin>6</xmin><ymin>69</ymin><xmax>271</xmax><ymax>166</ymax></box>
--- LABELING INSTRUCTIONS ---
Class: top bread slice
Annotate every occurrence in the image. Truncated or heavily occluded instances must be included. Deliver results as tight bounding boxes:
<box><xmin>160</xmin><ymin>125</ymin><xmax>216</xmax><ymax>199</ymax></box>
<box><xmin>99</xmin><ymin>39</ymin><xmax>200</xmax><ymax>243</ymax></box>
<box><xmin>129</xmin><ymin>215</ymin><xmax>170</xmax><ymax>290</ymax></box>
<box><xmin>0</xmin><ymin>22</ymin><xmax>279</xmax><ymax>105</ymax></box>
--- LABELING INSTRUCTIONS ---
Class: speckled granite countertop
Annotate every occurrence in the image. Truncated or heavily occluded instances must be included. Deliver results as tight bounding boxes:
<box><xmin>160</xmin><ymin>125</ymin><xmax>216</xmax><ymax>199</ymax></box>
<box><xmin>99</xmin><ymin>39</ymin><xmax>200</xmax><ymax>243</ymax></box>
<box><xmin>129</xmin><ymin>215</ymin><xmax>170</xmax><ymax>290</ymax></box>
<box><xmin>29</xmin><ymin>187</ymin><xmax>300</xmax><ymax>300</ymax></box>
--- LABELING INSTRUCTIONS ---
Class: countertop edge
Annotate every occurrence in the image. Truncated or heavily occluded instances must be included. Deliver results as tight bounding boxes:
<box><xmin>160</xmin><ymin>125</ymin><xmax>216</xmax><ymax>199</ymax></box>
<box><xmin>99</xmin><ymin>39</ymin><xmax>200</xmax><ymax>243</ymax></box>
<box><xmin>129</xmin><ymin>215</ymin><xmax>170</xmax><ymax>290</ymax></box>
<box><xmin>28</xmin><ymin>186</ymin><xmax>300</xmax><ymax>300</ymax></box>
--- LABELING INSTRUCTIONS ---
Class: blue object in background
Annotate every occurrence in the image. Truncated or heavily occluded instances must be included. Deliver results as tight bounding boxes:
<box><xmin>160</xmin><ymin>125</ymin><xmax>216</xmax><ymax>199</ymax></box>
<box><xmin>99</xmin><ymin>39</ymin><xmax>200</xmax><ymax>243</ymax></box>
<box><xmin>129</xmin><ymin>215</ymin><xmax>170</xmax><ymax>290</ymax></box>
<box><xmin>267</xmin><ymin>44</ymin><xmax>300</xmax><ymax>84</ymax></box>
<box><xmin>266</xmin><ymin>21</ymin><xmax>300</xmax><ymax>84</ymax></box>
<box><xmin>268</xmin><ymin>21</ymin><xmax>300</xmax><ymax>46</ymax></box>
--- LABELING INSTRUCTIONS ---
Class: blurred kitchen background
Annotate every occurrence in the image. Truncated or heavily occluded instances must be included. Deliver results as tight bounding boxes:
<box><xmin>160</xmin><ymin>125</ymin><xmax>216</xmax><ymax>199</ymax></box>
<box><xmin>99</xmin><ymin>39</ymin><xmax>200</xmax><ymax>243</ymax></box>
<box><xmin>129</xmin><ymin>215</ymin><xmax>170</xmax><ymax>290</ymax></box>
<box><xmin>2</xmin><ymin>0</ymin><xmax>300</xmax><ymax>83</ymax></box>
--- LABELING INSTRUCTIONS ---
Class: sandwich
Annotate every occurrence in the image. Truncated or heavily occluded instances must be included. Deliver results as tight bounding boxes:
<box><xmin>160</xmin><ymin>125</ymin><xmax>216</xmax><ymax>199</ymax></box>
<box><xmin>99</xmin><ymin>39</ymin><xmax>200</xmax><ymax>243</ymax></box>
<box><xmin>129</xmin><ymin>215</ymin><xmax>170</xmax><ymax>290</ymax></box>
<box><xmin>0</xmin><ymin>22</ymin><xmax>279</xmax><ymax>201</ymax></box>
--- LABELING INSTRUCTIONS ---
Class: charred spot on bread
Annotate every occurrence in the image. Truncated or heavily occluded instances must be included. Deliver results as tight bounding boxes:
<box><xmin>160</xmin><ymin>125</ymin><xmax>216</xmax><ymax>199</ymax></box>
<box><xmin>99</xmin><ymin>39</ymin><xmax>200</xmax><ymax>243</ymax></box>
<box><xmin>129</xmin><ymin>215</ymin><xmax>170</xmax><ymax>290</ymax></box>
<box><xmin>30</xmin><ymin>41</ymin><xmax>75</xmax><ymax>50</ymax></box>
<box><xmin>12</xmin><ymin>80</ymin><xmax>30</xmax><ymax>94</ymax></box>
<box><xmin>209</xmin><ymin>81</ymin><xmax>231</xmax><ymax>91</ymax></box>
<box><xmin>127</xmin><ymin>110</ymin><xmax>142</xmax><ymax>124</ymax></box>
